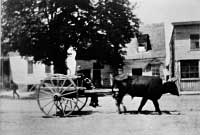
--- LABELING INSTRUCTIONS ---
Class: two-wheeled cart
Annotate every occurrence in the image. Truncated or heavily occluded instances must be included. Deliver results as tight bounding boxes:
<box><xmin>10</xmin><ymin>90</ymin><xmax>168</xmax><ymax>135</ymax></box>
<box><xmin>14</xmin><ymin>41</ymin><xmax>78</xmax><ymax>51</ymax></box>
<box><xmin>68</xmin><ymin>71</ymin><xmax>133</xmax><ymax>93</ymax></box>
<box><xmin>36</xmin><ymin>74</ymin><xmax>112</xmax><ymax>117</ymax></box>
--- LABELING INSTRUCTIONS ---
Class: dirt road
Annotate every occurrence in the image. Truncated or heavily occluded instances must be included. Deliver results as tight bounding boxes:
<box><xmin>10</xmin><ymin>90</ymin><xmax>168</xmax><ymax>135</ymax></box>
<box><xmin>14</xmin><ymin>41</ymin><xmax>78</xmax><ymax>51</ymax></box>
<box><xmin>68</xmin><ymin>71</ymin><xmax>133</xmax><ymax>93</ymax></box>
<box><xmin>0</xmin><ymin>94</ymin><xmax>200</xmax><ymax>135</ymax></box>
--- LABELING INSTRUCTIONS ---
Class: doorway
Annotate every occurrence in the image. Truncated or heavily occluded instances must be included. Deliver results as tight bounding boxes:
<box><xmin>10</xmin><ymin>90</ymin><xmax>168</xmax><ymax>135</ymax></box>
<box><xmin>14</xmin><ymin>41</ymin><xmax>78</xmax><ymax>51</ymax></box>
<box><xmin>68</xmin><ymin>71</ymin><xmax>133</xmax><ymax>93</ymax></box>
<box><xmin>93</xmin><ymin>70</ymin><xmax>101</xmax><ymax>88</ymax></box>
<box><xmin>132</xmin><ymin>68</ymin><xmax>142</xmax><ymax>76</ymax></box>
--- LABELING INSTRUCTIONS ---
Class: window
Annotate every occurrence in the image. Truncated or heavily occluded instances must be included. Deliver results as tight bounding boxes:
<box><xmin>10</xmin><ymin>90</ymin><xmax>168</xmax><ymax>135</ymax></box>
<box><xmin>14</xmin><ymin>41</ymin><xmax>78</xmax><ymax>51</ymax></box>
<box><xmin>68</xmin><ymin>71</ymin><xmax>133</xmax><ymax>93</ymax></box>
<box><xmin>190</xmin><ymin>34</ymin><xmax>200</xmax><ymax>50</ymax></box>
<box><xmin>132</xmin><ymin>68</ymin><xmax>142</xmax><ymax>75</ymax></box>
<box><xmin>151</xmin><ymin>64</ymin><xmax>160</xmax><ymax>76</ymax></box>
<box><xmin>181</xmin><ymin>60</ymin><xmax>199</xmax><ymax>78</ymax></box>
<box><xmin>45</xmin><ymin>65</ymin><xmax>51</xmax><ymax>73</ymax></box>
<box><xmin>137</xmin><ymin>34</ymin><xmax>151</xmax><ymax>52</ymax></box>
<box><xmin>28</xmin><ymin>60</ymin><xmax>33</xmax><ymax>74</ymax></box>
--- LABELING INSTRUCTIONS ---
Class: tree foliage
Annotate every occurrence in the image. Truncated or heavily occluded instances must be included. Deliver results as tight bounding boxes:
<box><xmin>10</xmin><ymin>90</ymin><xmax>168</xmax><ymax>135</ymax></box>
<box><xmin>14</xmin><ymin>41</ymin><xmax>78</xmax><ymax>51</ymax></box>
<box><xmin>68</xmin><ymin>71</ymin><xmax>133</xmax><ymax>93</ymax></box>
<box><xmin>2</xmin><ymin>0</ymin><xmax>140</xmax><ymax>74</ymax></box>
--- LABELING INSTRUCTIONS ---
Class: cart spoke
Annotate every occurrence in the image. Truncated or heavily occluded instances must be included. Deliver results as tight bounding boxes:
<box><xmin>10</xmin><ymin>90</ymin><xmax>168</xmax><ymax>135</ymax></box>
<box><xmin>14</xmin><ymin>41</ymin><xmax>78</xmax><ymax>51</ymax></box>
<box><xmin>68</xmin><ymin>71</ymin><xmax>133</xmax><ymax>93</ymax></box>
<box><xmin>69</xmin><ymin>79</ymin><xmax>76</xmax><ymax>86</ymax></box>
<box><xmin>77</xmin><ymin>99</ymin><xmax>85</xmax><ymax>104</ymax></box>
<box><xmin>75</xmin><ymin>105</ymin><xmax>80</xmax><ymax>110</ymax></box>
<box><xmin>55</xmin><ymin>78</ymin><xmax>61</xmax><ymax>92</ymax></box>
<box><xmin>74</xmin><ymin>98</ymin><xmax>80</xmax><ymax>110</ymax></box>
<box><xmin>67</xmin><ymin>83</ymin><xmax>74</xmax><ymax>89</ymax></box>
<box><xmin>57</xmin><ymin>79</ymin><xmax>67</xmax><ymax>93</ymax></box>
<box><xmin>39</xmin><ymin>89</ymin><xmax>54</xmax><ymax>96</ymax></box>
<box><xmin>60</xmin><ymin>79</ymin><xmax>67</xmax><ymax>88</ymax></box>
<box><xmin>58</xmin><ymin>87</ymin><xmax>64</xmax><ymax>94</ymax></box>
<box><xmin>50</xmin><ymin>79</ymin><xmax>57</xmax><ymax>92</ymax></box>
<box><xmin>43</xmin><ymin>83</ymin><xmax>56</xmax><ymax>93</ymax></box>
<box><xmin>55</xmin><ymin>101</ymin><xmax>62</xmax><ymax>113</ymax></box>
<box><xmin>61</xmin><ymin>91</ymin><xmax>77</xmax><ymax>96</ymax></box>
<box><xmin>62</xmin><ymin>97</ymin><xmax>77</xmax><ymax>104</ymax></box>
<box><xmin>56</xmin><ymin>77</ymin><xmax>60</xmax><ymax>87</ymax></box>
<box><xmin>59</xmin><ymin>101</ymin><xmax>65</xmax><ymax>115</ymax></box>
<box><xmin>50</xmin><ymin>78</ymin><xmax>55</xmax><ymax>86</ymax></box>
<box><xmin>55</xmin><ymin>102</ymin><xmax>58</xmax><ymax>115</ymax></box>
<box><xmin>47</xmin><ymin>102</ymin><xmax>56</xmax><ymax>115</ymax></box>
<box><xmin>63</xmin><ymin>101</ymin><xmax>73</xmax><ymax>110</ymax></box>
<box><xmin>41</xmin><ymin>100</ymin><xmax>54</xmax><ymax>109</ymax></box>
<box><xmin>39</xmin><ymin>96</ymin><xmax>53</xmax><ymax>100</ymax></box>
<box><xmin>69</xmin><ymin>100</ymin><xmax>73</xmax><ymax>108</ymax></box>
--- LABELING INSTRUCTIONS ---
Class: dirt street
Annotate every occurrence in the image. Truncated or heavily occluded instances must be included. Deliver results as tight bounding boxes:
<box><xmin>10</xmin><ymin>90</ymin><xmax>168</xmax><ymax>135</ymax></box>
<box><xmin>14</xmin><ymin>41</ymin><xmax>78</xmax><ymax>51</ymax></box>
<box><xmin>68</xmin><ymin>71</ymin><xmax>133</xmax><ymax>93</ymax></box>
<box><xmin>0</xmin><ymin>94</ymin><xmax>200</xmax><ymax>135</ymax></box>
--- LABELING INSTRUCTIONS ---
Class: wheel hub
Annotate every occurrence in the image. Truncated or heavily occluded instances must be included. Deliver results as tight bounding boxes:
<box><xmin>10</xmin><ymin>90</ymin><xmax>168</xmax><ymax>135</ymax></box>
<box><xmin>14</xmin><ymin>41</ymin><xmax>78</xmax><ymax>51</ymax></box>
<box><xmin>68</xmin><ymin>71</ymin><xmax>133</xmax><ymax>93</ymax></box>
<box><xmin>53</xmin><ymin>93</ymin><xmax>61</xmax><ymax>101</ymax></box>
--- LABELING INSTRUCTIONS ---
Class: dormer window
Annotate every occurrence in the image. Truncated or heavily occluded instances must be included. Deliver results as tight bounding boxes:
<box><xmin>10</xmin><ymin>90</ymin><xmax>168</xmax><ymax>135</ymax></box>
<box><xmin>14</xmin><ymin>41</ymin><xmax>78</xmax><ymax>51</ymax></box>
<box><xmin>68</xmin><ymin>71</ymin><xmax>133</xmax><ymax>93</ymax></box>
<box><xmin>137</xmin><ymin>34</ymin><xmax>151</xmax><ymax>52</ymax></box>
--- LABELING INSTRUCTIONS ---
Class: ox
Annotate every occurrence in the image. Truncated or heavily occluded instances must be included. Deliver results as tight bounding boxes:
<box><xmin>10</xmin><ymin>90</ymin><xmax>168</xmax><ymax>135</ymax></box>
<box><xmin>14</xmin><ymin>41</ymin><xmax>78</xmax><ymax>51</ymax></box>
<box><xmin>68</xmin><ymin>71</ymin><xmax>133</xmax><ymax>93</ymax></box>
<box><xmin>112</xmin><ymin>74</ymin><xmax>179</xmax><ymax>114</ymax></box>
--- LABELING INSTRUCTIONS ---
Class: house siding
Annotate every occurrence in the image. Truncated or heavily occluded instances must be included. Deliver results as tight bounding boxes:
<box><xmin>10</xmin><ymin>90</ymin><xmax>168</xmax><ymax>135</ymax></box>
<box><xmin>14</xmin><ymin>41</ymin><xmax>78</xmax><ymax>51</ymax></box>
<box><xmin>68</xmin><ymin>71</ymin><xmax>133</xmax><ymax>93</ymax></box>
<box><xmin>170</xmin><ymin>21</ymin><xmax>200</xmax><ymax>91</ymax></box>
<box><xmin>76</xmin><ymin>60</ymin><xmax>114</xmax><ymax>88</ymax></box>
<box><xmin>1</xmin><ymin>52</ymin><xmax>54</xmax><ymax>91</ymax></box>
<box><xmin>174</xmin><ymin>24</ymin><xmax>200</xmax><ymax>60</ymax></box>
<box><xmin>124</xmin><ymin>23</ymin><xmax>166</xmax><ymax>80</ymax></box>
<box><xmin>125</xmin><ymin>23</ymin><xmax>166</xmax><ymax>59</ymax></box>
<box><xmin>9</xmin><ymin>56</ymin><xmax>53</xmax><ymax>85</ymax></box>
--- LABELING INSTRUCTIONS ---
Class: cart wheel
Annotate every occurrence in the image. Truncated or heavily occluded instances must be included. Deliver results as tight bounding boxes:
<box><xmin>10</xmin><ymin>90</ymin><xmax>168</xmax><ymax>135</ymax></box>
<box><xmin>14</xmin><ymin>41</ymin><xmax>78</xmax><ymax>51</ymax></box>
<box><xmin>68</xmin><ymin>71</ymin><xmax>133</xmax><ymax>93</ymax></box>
<box><xmin>74</xmin><ymin>96</ymin><xmax>88</xmax><ymax>111</ymax></box>
<box><xmin>37</xmin><ymin>74</ymin><xmax>79</xmax><ymax>117</ymax></box>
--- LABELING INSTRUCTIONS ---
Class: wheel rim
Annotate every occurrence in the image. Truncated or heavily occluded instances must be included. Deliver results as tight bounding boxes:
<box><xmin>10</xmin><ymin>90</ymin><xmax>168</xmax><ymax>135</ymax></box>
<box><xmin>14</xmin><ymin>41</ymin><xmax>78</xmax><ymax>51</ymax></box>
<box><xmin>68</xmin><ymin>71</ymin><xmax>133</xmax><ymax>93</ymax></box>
<box><xmin>37</xmin><ymin>74</ymin><xmax>79</xmax><ymax>117</ymax></box>
<box><xmin>74</xmin><ymin>96</ymin><xmax>88</xmax><ymax>111</ymax></box>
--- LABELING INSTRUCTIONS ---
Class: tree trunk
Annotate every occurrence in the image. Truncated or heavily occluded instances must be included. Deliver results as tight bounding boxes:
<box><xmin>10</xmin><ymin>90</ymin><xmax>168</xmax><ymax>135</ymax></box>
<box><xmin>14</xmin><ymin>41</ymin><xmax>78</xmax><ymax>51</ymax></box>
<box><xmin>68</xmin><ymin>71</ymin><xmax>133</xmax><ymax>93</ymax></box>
<box><xmin>53</xmin><ymin>59</ymin><xmax>68</xmax><ymax>75</ymax></box>
<box><xmin>52</xmin><ymin>45</ymin><xmax>69</xmax><ymax>75</ymax></box>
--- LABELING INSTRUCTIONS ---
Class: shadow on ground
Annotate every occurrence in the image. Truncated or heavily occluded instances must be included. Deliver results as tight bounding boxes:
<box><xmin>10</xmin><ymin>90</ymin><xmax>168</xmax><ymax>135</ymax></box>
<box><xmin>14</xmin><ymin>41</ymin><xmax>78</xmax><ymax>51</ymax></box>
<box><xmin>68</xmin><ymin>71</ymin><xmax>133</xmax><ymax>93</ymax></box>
<box><xmin>42</xmin><ymin>110</ymin><xmax>96</xmax><ymax>118</ymax></box>
<box><xmin>123</xmin><ymin>110</ymin><xmax>181</xmax><ymax>115</ymax></box>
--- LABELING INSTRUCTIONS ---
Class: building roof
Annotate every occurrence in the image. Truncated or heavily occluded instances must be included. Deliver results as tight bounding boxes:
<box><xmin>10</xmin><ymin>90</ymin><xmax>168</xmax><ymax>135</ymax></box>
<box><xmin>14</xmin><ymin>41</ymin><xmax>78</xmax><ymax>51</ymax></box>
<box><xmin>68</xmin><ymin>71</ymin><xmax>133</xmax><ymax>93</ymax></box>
<box><xmin>125</xmin><ymin>23</ymin><xmax>166</xmax><ymax>59</ymax></box>
<box><xmin>172</xmin><ymin>21</ymin><xmax>200</xmax><ymax>26</ymax></box>
<box><xmin>124</xmin><ymin>57</ymin><xmax>165</xmax><ymax>69</ymax></box>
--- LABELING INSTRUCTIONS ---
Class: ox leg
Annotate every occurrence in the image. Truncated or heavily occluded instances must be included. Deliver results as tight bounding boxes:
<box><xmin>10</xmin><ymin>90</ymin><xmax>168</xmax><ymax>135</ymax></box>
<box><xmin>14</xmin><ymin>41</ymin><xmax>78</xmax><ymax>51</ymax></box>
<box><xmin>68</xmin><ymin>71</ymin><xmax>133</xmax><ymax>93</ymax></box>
<box><xmin>116</xmin><ymin>94</ymin><xmax>126</xmax><ymax>114</ymax></box>
<box><xmin>115</xmin><ymin>98</ymin><xmax>122</xmax><ymax>114</ymax></box>
<box><xmin>152</xmin><ymin>100</ymin><xmax>162</xmax><ymax>115</ymax></box>
<box><xmin>122</xmin><ymin>103</ymin><xmax>127</xmax><ymax>113</ymax></box>
<box><xmin>117</xmin><ymin>104</ymin><xmax>122</xmax><ymax>114</ymax></box>
<box><xmin>138</xmin><ymin>98</ymin><xmax>148</xmax><ymax>113</ymax></box>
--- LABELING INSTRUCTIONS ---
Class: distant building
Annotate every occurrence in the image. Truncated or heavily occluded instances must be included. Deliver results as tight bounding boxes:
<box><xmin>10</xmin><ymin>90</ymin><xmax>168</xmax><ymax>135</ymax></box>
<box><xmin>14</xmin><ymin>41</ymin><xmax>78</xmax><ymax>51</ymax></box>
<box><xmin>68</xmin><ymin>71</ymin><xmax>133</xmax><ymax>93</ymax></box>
<box><xmin>76</xmin><ymin>23</ymin><xmax>167</xmax><ymax>87</ymax></box>
<box><xmin>169</xmin><ymin>21</ymin><xmax>200</xmax><ymax>91</ymax></box>
<box><xmin>1</xmin><ymin>52</ymin><xmax>53</xmax><ymax>91</ymax></box>
<box><xmin>124</xmin><ymin>23</ymin><xmax>166</xmax><ymax>79</ymax></box>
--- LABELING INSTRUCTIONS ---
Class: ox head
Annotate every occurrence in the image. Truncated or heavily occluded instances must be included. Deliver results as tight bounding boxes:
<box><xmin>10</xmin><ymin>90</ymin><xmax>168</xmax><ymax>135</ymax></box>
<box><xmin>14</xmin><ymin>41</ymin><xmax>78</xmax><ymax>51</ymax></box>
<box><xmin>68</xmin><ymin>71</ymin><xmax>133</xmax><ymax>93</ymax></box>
<box><xmin>163</xmin><ymin>79</ymin><xmax>179</xmax><ymax>96</ymax></box>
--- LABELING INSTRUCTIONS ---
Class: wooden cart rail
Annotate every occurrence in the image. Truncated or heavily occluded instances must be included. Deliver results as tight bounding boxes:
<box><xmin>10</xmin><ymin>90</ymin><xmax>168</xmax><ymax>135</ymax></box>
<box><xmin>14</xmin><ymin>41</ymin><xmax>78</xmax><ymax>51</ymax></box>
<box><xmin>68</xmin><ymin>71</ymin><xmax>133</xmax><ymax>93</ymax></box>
<box><xmin>40</xmin><ymin>86</ymin><xmax>86</xmax><ymax>91</ymax></box>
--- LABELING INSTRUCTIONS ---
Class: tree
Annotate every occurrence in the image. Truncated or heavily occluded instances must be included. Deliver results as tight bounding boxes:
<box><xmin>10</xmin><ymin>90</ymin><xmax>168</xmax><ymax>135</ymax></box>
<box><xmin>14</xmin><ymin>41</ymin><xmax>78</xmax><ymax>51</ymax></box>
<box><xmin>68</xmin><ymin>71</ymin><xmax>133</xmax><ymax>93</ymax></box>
<box><xmin>2</xmin><ymin>0</ymin><xmax>140</xmax><ymax>74</ymax></box>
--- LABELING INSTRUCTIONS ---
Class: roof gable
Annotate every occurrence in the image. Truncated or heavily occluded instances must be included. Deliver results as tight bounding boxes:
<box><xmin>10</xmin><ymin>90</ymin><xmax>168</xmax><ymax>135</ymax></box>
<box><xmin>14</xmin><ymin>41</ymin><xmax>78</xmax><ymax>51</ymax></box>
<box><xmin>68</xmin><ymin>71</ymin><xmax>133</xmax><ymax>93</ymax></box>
<box><xmin>125</xmin><ymin>23</ymin><xmax>166</xmax><ymax>59</ymax></box>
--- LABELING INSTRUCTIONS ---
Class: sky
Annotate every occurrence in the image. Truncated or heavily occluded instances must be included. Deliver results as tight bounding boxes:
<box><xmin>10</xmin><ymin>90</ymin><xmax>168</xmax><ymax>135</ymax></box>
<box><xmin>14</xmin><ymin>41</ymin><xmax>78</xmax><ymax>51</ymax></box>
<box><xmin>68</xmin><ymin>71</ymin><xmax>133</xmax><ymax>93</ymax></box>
<box><xmin>130</xmin><ymin>0</ymin><xmax>200</xmax><ymax>43</ymax></box>
<box><xmin>132</xmin><ymin>0</ymin><xmax>200</xmax><ymax>24</ymax></box>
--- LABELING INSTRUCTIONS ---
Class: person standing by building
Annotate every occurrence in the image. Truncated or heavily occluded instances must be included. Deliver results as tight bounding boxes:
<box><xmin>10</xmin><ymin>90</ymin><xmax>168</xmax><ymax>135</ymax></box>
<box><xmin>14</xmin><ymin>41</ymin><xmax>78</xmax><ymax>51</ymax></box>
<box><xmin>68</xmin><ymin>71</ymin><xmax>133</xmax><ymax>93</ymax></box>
<box><xmin>10</xmin><ymin>80</ymin><xmax>20</xmax><ymax>99</ymax></box>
